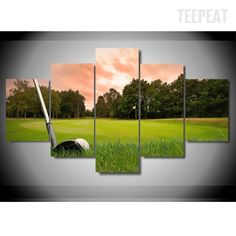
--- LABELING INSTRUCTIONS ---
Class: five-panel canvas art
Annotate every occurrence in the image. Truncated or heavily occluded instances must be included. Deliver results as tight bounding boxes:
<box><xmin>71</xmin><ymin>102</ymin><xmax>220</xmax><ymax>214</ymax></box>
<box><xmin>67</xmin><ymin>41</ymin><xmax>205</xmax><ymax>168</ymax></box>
<box><xmin>5</xmin><ymin>48</ymin><xmax>229</xmax><ymax>173</ymax></box>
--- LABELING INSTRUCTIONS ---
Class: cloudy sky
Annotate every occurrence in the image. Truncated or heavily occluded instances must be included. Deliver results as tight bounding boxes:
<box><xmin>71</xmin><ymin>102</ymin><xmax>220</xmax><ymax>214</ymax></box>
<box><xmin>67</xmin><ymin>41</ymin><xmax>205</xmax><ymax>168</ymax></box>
<box><xmin>141</xmin><ymin>64</ymin><xmax>183</xmax><ymax>83</ymax></box>
<box><xmin>6</xmin><ymin>79</ymin><xmax>48</xmax><ymax>98</ymax></box>
<box><xmin>52</xmin><ymin>64</ymin><xmax>94</xmax><ymax>110</ymax></box>
<box><xmin>96</xmin><ymin>48</ymin><xmax>139</xmax><ymax>99</ymax></box>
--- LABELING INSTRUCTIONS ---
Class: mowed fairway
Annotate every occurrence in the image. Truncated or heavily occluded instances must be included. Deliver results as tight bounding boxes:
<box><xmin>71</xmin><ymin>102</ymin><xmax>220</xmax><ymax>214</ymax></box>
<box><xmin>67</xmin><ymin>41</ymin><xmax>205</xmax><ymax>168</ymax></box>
<box><xmin>141</xmin><ymin>119</ymin><xmax>184</xmax><ymax>157</ymax></box>
<box><xmin>186</xmin><ymin>118</ymin><xmax>229</xmax><ymax>142</ymax></box>
<box><xmin>6</xmin><ymin>118</ymin><xmax>49</xmax><ymax>142</ymax></box>
<box><xmin>6</xmin><ymin>118</ymin><xmax>95</xmax><ymax>157</ymax></box>
<box><xmin>6</xmin><ymin>118</ymin><xmax>228</xmax><ymax>160</ymax></box>
<box><xmin>52</xmin><ymin>118</ymin><xmax>94</xmax><ymax>157</ymax></box>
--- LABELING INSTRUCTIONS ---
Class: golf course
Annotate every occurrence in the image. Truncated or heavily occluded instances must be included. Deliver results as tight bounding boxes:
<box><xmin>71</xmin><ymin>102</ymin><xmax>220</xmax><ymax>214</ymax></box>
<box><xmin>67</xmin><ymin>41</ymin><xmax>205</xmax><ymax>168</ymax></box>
<box><xmin>186</xmin><ymin>118</ymin><xmax>229</xmax><ymax>142</ymax></box>
<box><xmin>6</xmin><ymin>117</ymin><xmax>228</xmax><ymax>152</ymax></box>
<box><xmin>96</xmin><ymin>118</ymin><xmax>139</xmax><ymax>173</ymax></box>
<box><xmin>141</xmin><ymin>119</ymin><xmax>184</xmax><ymax>157</ymax></box>
<box><xmin>6</xmin><ymin>118</ymin><xmax>95</xmax><ymax>157</ymax></box>
<box><xmin>6</xmin><ymin>118</ymin><xmax>49</xmax><ymax>142</ymax></box>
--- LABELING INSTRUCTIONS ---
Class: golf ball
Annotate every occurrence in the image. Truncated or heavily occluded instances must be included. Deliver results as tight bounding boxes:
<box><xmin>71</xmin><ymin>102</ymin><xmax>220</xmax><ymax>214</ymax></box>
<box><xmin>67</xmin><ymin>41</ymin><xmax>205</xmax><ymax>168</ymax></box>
<box><xmin>74</xmin><ymin>138</ymin><xmax>90</xmax><ymax>150</ymax></box>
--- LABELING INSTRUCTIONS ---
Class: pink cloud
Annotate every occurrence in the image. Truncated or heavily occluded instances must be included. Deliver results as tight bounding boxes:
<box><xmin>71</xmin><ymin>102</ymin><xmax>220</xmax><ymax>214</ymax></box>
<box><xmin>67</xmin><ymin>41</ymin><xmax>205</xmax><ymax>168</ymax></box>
<box><xmin>6</xmin><ymin>79</ymin><xmax>48</xmax><ymax>98</ymax></box>
<box><xmin>141</xmin><ymin>64</ymin><xmax>183</xmax><ymax>83</ymax></box>
<box><xmin>52</xmin><ymin>64</ymin><xmax>94</xmax><ymax>110</ymax></box>
<box><xmin>96</xmin><ymin>64</ymin><xmax>114</xmax><ymax>79</ymax></box>
<box><xmin>112</xmin><ymin>57</ymin><xmax>137</xmax><ymax>77</ymax></box>
<box><xmin>96</xmin><ymin>48</ymin><xmax>139</xmax><ymax>100</ymax></box>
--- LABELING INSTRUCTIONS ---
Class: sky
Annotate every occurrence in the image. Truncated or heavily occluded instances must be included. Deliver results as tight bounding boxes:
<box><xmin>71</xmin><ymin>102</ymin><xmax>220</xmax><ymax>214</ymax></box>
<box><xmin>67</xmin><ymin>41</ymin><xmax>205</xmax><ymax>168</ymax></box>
<box><xmin>96</xmin><ymin>48</ymin><xmax>139</xmax><ymax>99</ymax></box>
<box><xmin>141</xmin><ymin>64</ymin><xmax>183</xmax><ymax>83</ymax></box>
<box><xmin>52</xmin><ymin>64</ymin><xmax>94</xmax><ymax>110</ymax></box>
<box><xmin>6</xmin><ymin>79</ymin><xmax>48</xmax><ymax>98</ymax></box>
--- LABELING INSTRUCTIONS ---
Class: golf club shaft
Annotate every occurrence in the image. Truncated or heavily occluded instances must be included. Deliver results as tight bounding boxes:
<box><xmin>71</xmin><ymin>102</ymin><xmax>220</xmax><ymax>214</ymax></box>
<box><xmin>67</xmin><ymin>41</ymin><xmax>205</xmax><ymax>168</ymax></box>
<box><xmin>33</xmin><ymin>79</ymin><xmax>57</xmax><ymax>147</ymax></box>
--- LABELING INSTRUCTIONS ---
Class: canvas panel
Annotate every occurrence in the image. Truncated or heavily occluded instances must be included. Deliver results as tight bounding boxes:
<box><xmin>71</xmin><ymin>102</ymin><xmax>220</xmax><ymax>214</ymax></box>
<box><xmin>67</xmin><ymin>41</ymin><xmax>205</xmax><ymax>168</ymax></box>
<box><xmin>6</xmin><ymin>79</ymin><xmax>49</xmax><ymax>142</ymax></box>
<box><xmin>95</xmin><ymin>48</ymin><xmax>140</xmax><ymax>173</ymax></box>
<box><xmin>186</xmin><ymin>79</ymin><xmax>229</xmax><ymax>142</ymax></box>
<box><xmin>140</xmin><ymin>64</ymin><xmax>185</xmax><ymax>157</ymax></box>
<box><xmin>51</xmin><ymin>64</ymin><xmax>95</xmax><ymax>157</ymax></box>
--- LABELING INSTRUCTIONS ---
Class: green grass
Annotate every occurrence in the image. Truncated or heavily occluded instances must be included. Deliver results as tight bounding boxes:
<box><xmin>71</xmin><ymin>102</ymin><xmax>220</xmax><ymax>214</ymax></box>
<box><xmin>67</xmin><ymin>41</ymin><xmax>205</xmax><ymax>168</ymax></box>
<box><xmin>186</xmin><ymin>118</ymin><xmax>229</xmax><ymax>142</ymax></box>
<box><xmin>96</xmin><ymin>141</ymin><xmax>139</xmax><ymax>173</ymax></box>
<box><xmin>141</xmin><ymin>119</ymin><xmax>184</xmax><ymax>157</ymax></box>
<box><xmin>6</xmin><ymin>118</ymin><xmax>49</xmax><ymax>142</ymax></box>
<box><xmin>96</xmin><ymin>119</ymin><xmax>139</xmax><ymax>173</ymax></box>
<box><xmin>51</xmin><ymin>148</ymin><xmax>94</xmax><ymax>158</ymax></box>
<box><xmin>52</xmin><ymin>118</ymin><xmax>94</xmax><ymax>158</ymax></box>
<box><xmin>6</xmin><ymin>117</ymin><xmax>228</xmax><ymax>168</ymax></box>
<box><xmin>141</xmin><ymin>139</ymin><xmax>184</xmax><ymax>157</ymax></box>
<box><xmin>6</xmin><ymin>118</ymin><xmax>94</xmax><ymax>158</ymax></box>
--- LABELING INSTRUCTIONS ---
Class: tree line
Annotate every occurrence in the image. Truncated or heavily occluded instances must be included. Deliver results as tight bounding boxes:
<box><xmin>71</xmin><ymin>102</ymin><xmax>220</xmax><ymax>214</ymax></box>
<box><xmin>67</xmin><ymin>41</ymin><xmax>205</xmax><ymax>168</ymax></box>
<box><xmin>6</xmin><ymin>80</ymin><xmax>91</xmax><ymax>119</ymax></box>
<box><xmin>186</xmin><ymin>79</ymin><xmax>229</xmax><ymax>118</ymax></box>
<box><xmin>96</xmin><ymin>76</ymin><xmax>228</xmax><ymax>119</ymax></box>
<box><xmin>7</xmin><ymin>77</ymin><xmax>228</xmax><ymax>120</ymax></box>
<box><xmin>96</xmin><ymin>74</ymin><xmax>184</xmax><ymax>119</ymax></box>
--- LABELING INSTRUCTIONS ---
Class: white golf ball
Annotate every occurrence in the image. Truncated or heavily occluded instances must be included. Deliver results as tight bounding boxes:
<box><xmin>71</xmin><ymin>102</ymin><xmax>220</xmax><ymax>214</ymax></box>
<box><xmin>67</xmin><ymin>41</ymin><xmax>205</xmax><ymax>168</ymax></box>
<box><xmin>74</xmin><ymin>138</ymin><xmax>90</xmax><ymax>151</ymax></box>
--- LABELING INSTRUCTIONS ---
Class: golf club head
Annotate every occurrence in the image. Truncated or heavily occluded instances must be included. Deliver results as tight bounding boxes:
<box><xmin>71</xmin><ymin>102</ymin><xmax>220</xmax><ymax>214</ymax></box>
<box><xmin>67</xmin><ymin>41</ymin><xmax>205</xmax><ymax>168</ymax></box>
<box><xmin>53</xmin><ymin>140</ymin><xmax>83</xmax><ymax>153</ymax></box>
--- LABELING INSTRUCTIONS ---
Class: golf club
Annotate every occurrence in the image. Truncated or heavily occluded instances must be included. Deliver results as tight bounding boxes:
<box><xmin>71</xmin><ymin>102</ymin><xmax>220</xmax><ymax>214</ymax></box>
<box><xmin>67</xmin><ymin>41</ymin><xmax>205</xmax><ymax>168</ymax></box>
<box><xmin>33</xmin><ymin>79</ymin><xmax>89</xmax><ymax>153</ymax></box>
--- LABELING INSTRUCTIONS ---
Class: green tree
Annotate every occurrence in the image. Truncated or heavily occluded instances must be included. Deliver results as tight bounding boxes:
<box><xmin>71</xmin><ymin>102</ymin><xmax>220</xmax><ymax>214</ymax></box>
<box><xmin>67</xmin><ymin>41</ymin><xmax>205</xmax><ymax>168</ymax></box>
<box><xmin>59</xmin><ymin>90</ymin><xmax>74</xmax><ymax>118</ymax></box>
<box><xmin>96</xmin><ymin>95</ymin><xmax>106</xmax><ymax>117</ymax></box>
<box><xmin>73</xmin><ymin>91</ymin><xmax>86</xmax><ymax>118</ymax></box>
<box><xmin>120</xmin><ymin>79</ymin><xmax>139</xmax><ymax>119</ymax></box>
<box><xmin>8</xmin><ymin>80</ymin><xmax>30</xmax><ymax>119</ymax></box>
<box><xmin>51</xmin><ymin>90</ymin><xmax>61</xmax><ymax>118</ymax></box>
<box><xmin>186</xmin><ymin>79</ymin><xmax>229</xmax><ymax>118</ymax></box>
<box><xmin>103</xmin><ymin>88</ymin><xmax>121</xmax><ymax>118</ymax></box>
